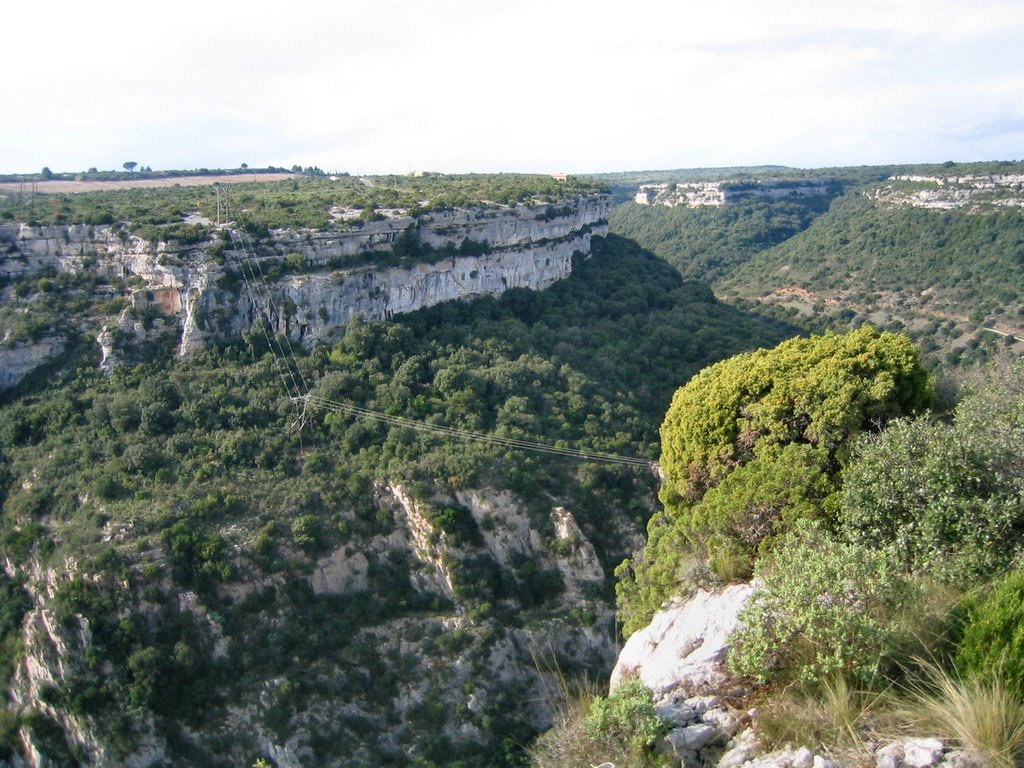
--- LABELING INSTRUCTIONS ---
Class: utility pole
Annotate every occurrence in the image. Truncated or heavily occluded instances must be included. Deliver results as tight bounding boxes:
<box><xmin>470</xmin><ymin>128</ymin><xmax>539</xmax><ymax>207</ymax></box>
<box><xmin>214</xmin><ymin>183</ymin><xmax>221</xmax><ymax>227</ymax></box>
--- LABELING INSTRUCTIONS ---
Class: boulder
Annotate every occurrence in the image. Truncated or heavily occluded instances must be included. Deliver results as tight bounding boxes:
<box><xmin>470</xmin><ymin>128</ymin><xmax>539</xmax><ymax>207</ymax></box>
<box><xmin>611</xmin><ymin>582</ymin><xmax>755</xmax><ymax>697</ymax></box>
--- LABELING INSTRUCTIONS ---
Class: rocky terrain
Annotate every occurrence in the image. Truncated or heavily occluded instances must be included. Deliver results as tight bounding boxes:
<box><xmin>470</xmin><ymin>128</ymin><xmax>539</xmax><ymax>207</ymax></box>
<box><xmin>5</xmin><ymin>482</ymin><xmax>630</xmax><ymax>767</ymax></box>
<box><xmin>608</xmin><ymin>588</ymin><xmax>986</xmax><ymax>768</ymax></box>
<box><xmin>633</xmin><ymin>180</ymin><xmax>834</xmax><ymax>208</ymax></box>
<box><xmin>0</xmin><ymin>194</ymin><xmax>610</xmax><ymax>388</ymax></box>
<box><xmin>866</xmin><ymin>173</ymin><xmax>1024</xmax><ymax>212</ymax></box>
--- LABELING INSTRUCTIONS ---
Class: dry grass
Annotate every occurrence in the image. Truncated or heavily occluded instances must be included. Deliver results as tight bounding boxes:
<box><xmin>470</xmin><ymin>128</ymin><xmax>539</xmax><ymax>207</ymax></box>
<box><xmin>526</xmin><ymin>646</ymin><xmax>608</xmax><ymax>768</ymax></box>
<box><xmin>756</xmin><ymin>676</ymin><xmax>896</xmax><ymax>761</ymax></box>
<box><xmin>899</xmin><ymin>663</ymin><xmax>1024</xmax><ymax>768</ymax></box>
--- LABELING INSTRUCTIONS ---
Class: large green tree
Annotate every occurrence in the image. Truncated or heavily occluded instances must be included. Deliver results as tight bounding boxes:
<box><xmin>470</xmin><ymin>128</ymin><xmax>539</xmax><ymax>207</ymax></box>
<box><xmin>617</xmin><ymin>327</ymin><xmax>933</xmax><ymax>636</ymax></box>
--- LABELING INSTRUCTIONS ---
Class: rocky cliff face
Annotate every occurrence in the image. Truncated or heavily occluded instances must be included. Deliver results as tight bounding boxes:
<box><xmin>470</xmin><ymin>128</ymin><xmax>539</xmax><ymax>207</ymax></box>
<box><xmin>634</xmin><ymin>181</ymin><xmax>833</xmax><ymax>208</ymax></box>
<box><xmin>865</xmin><ymin>173</ymin><xmax>1024</xmax><ymax>212</ymax></box>
<box><xmin>0</xmin><ymin>194</ymin><xmax>611</xmax><ymax>385</ymax></box>
<box><xmin>5</xmin><ymin>483</ymin><xmax>624</xmax><ymax>767</ymax></box>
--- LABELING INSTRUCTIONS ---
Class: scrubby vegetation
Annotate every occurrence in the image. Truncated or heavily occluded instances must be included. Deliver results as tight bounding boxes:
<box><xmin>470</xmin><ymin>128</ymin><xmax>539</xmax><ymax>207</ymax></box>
<box><xmin>529</xmin><ymin>677</ymin><xmax>669</xmax><ymax>768</ymax></box>
<box><xmin>0</xmin><ymin>232</ymin><xmax>792</xmax><ymax>766</ymax></box>
<box><xmin>610</xmin><ymin>195</ymin><xmax>834</xmax><ymax>282</ymax></box>
<box><xmin>0</xmin><ymin>173</ymin><xmax>605</xmax><ymax>231</ymax></box>
<box><xmin>614</xmin><ymin>328</ymin><xmax>1024</xmax><ymax>764</ymax></box>
<box><xmin>615</xmin><ymin>327</ymin><xmax>933</xmax><ymax>636</ymax></box>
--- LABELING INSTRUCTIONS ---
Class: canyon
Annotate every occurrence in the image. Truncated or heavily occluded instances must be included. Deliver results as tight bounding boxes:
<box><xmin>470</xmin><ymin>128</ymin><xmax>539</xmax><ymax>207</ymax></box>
<box><xmin>0</xmin><ymin>194</ymin><xmax>611</xmax><ymax>387</ymax></box>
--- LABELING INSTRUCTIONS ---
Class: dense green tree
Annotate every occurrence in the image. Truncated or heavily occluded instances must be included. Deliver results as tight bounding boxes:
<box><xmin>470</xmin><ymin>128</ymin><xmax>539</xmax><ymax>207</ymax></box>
<box><xmin>617</xmin><ymin>327</ymin><xmax>933</xmax><ymax>636</ymax></box>
<box><xmin>658</xmin><ymin>327</ymin><xmax>932</xmax><ymax>500</ymax></box>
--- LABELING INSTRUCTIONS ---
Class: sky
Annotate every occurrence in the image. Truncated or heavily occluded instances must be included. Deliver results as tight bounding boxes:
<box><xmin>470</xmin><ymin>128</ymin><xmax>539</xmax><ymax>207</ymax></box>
<box><xmin>3</xmin><ymin>0</ymin><xmax>1023</xmax><ymax>175</ymax></box>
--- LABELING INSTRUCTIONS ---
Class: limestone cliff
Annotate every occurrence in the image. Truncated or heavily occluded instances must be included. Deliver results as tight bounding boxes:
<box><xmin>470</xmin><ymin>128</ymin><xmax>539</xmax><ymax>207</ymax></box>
<box><xmin>634</xmin><ymin>181</ymin><xmax>833</xmax><ymax>208</ymax></box>
<box><xmin>865</xmin><ymin>173</ymin><xmax>1024</xmax><ymax>212</ymax></box>
<box><xmin>0</xmin><ymin>194</ymin><xmax>611</xmax><ymax>384</ymax></box>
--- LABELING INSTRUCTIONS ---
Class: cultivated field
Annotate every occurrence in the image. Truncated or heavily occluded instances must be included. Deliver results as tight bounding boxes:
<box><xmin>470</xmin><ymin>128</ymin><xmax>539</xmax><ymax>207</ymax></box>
<box><xmin>0</xmin><ymin>172</ymin><xmax>297</xmax><ymax>195</ymax></box>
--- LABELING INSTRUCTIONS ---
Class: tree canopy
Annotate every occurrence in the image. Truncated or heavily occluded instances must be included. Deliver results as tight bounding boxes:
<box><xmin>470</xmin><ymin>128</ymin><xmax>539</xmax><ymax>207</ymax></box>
<box><xmin>659</xmin><ymin>326</ymin><xmax>933</xmax><ymax>503</ymax></box>
<box><xmin>617</xmin><ymin>327</ymin><xmax>933</xmax><ymax>636</ymax></box>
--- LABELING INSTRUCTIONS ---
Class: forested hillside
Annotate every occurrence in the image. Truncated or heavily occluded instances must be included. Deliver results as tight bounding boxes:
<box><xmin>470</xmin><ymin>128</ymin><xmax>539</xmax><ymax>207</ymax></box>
<box><xmin>6</xmin><ymin>161</ymin><xmax>1024</xmax><ymax>767</ymax></box>
<box><xmin>609</xmin><ymin>161</ymin><xmax>1024</xmax><ymax>369</ymax></box>
<box><xmin>0</xmin><ymin>230</ymin><xmax>793</xmax><ymax>766</ymax></box>
<box><xmin>609</xmin><ymin>195</ymin><xmax>834</xmax><ymax>282</ymax></box>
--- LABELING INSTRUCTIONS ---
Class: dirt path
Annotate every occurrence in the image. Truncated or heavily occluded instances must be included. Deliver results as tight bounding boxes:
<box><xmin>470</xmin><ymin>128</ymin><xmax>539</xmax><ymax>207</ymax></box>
<box><xmin>0</xmin><ymin>173</ymin><xmax>298</xmax><ymax>195</ymax></box>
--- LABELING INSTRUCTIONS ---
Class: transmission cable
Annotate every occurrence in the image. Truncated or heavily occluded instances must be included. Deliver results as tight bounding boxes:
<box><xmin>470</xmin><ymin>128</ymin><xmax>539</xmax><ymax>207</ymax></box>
<box><xmin>219</xmin><ymin>191</ymin><xmax>308</xmax><ymax>400</ymax></box>
<box><xmin>217</xmin><ymin>191</ymin><xmax>656</xmax><ymax>468</ymax></box>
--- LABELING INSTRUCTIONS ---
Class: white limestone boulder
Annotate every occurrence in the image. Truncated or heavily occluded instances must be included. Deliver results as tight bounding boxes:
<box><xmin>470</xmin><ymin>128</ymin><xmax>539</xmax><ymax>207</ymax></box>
<box><xmin>611</xmin><ymin>582</ymin><xmax>755</xmax><ymax>697</ymax></box>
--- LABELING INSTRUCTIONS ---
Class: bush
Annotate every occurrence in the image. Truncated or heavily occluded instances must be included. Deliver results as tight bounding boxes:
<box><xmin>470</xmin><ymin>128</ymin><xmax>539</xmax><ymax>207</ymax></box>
<box><xmin>529</xmin><ymin>677</ymin><xmax>668</xmax><ymax>768</ymax></box>
<box><xmin>688</xmin><ymin>442</ymin><xmax>836</xmax><ymax>579</ymax></box>
<box><xmin>840</xmin><ymin>358</ymin><xmax>1024</xmax><ymax>586</ymax></box>
<box><xmin>729</xmin><ymin>524</ymin><xmax>918</xmax><ymax>685</ymax></box>
<box><xmin>584</xmin><ymin>678</ymin><xmax>668</xmax><ymax>761</ymax></box>
<box><xmin>618</xmin><ymin>328</ymin><xmax>931</xmax><ymax>638</ymax></box>
<box><xmin>957</xmin><ymin>569</ymin><xmax>1024</xmax><ymax>695</ymax></box>
<box><xmin>659</xmin><ymin>327</ymin><xmax>932</xmax><ymax>504</ymax></box>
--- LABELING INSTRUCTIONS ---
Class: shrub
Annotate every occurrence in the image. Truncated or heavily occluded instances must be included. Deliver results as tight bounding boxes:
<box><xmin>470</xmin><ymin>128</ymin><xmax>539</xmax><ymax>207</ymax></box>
<box><xmin>584</xmin><ymin>678</ymin><xmax>668</xmax><ymax>761</ymax></box>
<box><xmin>956</xmin><ymin>569</ymin><xmax>1024</xmax><ymax>695</ymax></box>
<box><xmin>840</xmin><ymin>358</ymin><xmax>1024</xmax><ymax>586</ymax></box>
<box><xmin>729</xmin><ymin>524</ymin><xmax>917</xmax><ymax>685</ymax></box>
<box><xmin>659</xmin><ymin>327</ymin><xmax>932</xmax><ymax>504</ymax></box>
<box><xmin>618</xmin><ymin>328</ymin><xmax>932</xmax><ymax>638</ymax></box>
<box><xmin>290</xmin><ymin>515</ymin><xmax>323</xmax><ymax>551</ymax></box>
<box><xmin>529</xmin><ymin>677</ymin><xmax>668</xmax><ymax>768</ymax></box>
<box><xmin>687</xmin><ymin>442</ymin><xmax>836</xmax><ymax>578</ymax></box>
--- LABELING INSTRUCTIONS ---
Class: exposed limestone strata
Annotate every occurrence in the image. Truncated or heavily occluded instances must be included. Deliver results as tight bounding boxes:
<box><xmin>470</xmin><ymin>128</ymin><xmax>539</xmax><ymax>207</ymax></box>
<box><xmin>866</xmin><ymin>173</ymin><xmax>1024</xmax><ymax>212</ymax></box>
<box><xmin>0</xmin><ymin>195</ymin><xmax>611</xmax><ymax>377</ymax></box>
<box><xmin>634</xmin><ymin>181</ymin><xmax>833</xmax><ymax>208</ymax></box>
<box><xmin>611</xmin><ymin>583</ymin><xmax>754</xmax><ymax>696</ymax></box>
<box><xmin>0</xmin><ymin>336</ymin><xmax>65</xmax><ymax>388</ymax></box>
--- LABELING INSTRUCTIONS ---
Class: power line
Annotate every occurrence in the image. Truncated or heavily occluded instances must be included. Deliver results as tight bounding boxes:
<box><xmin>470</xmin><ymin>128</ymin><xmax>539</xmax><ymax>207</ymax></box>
<box><xmin>219</xmin><ymin>196</ymin><xmax>656</xmax><ymax>469</ymax></box>
<box><xmin>296</xmin><ymin>394</ymin><xmax>656</xmax><ymax>467</ymax></box>
<box><xmin>220</xmin><ymin>191</ymin><xmax>309</xmax><ymax>400</ymax></box>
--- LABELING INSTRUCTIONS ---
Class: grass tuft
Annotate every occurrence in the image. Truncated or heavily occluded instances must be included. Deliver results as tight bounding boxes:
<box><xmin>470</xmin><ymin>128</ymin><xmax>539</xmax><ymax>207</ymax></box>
<box><xmin>900</xmin><ymin>662</ymin><xmax>1024</xmax><ymax>768</ymax></box>
<box><xmin>756</xmin><ymin>675</ymin><xmax>895</xmax><ymax>759</ymax></box>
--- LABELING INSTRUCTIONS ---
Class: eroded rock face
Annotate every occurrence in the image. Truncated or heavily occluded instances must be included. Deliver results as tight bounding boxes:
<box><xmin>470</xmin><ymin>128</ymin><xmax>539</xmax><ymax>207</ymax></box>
<box><xmin>867</xmin><ymin>173</ymin><xmax>1024</xmax><ymax>212</ymax></box>
<box><xmin>0</xmin><ymin>337</ymin><xmax>65</xmax><ymax>389</ymax></box>
<box><xmin>611</xmin><ymin>582</ymin><xmax>755</xmax><ymax>696</ymax></box>
<box><xmin>634</xmin><ymin>181</ymin><xmax>833</xmax><ymax>208</ymax></box>
<box><xmin>6</xmin><ymin>481</ymin><xmax>628</xmax><ymax>766</ymax></box>
<box><xmin>0</xmin><ymin>195</ymin><xmax>611</xmax><ymax>385</ymax></box>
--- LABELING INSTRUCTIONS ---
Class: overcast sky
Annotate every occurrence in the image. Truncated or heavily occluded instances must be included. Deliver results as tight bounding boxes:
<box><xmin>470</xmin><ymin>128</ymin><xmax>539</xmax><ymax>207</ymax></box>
<box><xmin>4</xmin><ymin>0</ymin><xmax>1023</xmax><ymax>175</ymax></box>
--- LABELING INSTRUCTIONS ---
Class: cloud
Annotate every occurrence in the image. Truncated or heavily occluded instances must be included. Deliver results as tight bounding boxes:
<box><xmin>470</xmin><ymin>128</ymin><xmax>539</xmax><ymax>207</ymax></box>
<box><xmin>3</xmin><ymin>1</ymin><xmax>1024</xmax><ymax>172</ymax></box>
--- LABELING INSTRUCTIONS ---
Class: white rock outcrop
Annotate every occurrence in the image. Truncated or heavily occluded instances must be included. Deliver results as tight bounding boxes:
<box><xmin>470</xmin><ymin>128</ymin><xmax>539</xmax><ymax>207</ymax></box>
<box><xmin>611</xmin><ymin>582</ymin><xmax>755</xmax><ymax>696</ymax></box>
<box><xmin>0</xmin><ymin>336</ymin><xmax>64</xmax><ymax>389</ymax></box>
<box><xmin>611</xmin><ymin>585</ymin><xmax>976</xmax><ymax>768</ymax></box>
<box><xmin>634</xmin><ymin>181</ymin><xmax>833</xmax><ymax>208</ymax></box>
<box><xmin>867</xmin><ymin>173</ymin><xmax>1024</xmax><ymax>212</ymax></box>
